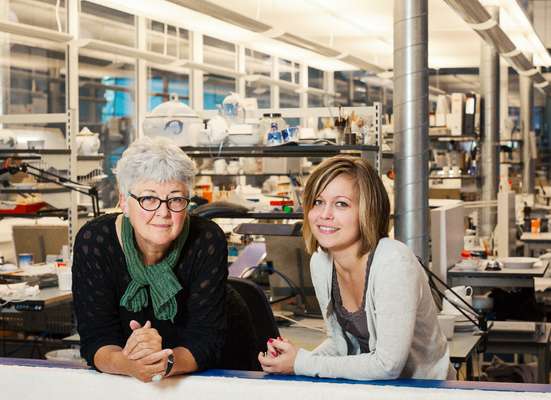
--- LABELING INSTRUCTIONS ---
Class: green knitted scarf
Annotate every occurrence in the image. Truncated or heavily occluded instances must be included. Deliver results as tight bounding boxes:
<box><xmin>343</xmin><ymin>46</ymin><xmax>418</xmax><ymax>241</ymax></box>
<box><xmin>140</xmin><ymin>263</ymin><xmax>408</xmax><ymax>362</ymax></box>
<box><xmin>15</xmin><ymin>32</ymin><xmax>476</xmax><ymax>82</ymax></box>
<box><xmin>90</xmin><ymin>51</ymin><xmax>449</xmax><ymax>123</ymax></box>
<box><xmin>119</xmin><ymin>215</ymin><xmax>189</xmax><ymax>321</ymax></box>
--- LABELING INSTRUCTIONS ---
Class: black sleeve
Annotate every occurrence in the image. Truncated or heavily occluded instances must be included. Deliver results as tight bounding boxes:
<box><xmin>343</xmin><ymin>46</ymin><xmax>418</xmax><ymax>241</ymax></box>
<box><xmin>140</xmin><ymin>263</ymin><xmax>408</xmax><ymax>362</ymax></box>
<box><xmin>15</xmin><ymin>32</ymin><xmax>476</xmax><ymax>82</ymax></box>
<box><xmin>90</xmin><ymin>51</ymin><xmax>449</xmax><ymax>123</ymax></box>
<box><xmin>175</xmin><ymin>221</ymin><xmax>228</xmax><ymax>370</ymax></box>
<box><xmin>72</xmin><ymin>224</ymin><xmax>125</xmax><ymax>369</ymax></box>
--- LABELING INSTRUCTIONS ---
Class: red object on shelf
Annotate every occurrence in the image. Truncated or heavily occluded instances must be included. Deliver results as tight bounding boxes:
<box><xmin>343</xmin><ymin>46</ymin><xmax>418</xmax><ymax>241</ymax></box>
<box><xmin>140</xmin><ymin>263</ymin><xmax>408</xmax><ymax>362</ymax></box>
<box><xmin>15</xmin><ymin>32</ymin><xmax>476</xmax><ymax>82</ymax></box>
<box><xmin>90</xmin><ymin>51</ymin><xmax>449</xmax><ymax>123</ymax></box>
<box><xmin>0</xmin><ymin>202</ymin><xmax>47</xmax><ymax>214</ymax></box>
<box><xmin>269</xmin><ymin>200</ymin><xmax>293</xmax><ymax>207</ymax></box>
<box><xmin>460</xmin><ymin>250</ymin><xmax>471</xmax><ymax>259</ymax></box>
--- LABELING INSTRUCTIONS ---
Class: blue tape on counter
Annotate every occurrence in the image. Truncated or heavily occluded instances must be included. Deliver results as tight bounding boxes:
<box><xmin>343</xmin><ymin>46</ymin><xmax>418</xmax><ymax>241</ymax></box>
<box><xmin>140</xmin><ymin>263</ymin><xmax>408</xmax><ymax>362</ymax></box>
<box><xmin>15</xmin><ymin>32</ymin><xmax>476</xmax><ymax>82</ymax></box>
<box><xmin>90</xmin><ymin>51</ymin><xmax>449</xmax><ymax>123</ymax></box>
<box><xmin>195</xmin><ymin>369</ymin><xmax>551</xmax><ymax>393</ymax></box>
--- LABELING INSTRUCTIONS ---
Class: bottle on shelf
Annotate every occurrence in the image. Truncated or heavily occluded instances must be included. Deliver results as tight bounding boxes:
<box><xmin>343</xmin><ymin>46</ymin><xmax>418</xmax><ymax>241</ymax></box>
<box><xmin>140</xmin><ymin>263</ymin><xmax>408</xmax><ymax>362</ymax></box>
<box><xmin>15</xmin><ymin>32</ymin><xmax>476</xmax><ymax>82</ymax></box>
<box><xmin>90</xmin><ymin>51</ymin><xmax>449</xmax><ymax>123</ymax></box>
<box><xmin>266</xmin><ymin>122</ymin><xmax>282</xmax><ymax>146</ymax></box>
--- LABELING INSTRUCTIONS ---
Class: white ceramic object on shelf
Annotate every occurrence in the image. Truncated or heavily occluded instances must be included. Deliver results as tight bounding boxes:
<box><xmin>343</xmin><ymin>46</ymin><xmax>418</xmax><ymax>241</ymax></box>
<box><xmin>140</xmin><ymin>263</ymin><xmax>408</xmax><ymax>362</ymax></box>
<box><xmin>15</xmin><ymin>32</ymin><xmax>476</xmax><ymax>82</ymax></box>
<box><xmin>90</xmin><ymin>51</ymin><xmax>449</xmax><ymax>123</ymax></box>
<box><xmin>442</xmin><ymin>285</ymin><xmax>473</xmax><ymax>316</ymax></box>
<box><xmin>76</xmin><ymin>127</ymin><xmax>100</xmax><ymax>155</ymax></box>
<box><xmin>0</xmin><ymin>130</ymin><xmax>17</xmax><ymax>149</ymax></box>
<box><xmin>228</xmin><ymin>134</ymin><xmax>261</xmax><ymax>146</ymax></box>
<box><xmin>227</xmin><ymin>161</ymin><xmax>240</xmax><ymax>174</ymax></box>
<box><xmin>213</xmin><ymin>159</ymin><xmax>227</xmax><ymax>174</ymax></box>
<box><xmin>199</xmin><ymin>114</ymin><xmax>228</xmax><ymax>146</ymax></box>
<box><xmin>143</xmin><ymin>93</ymin><xmax>203</xmax><ymax>146</ymax></box>
<box><xmin>499</xmin><ymin>257</ymin><xmax>539</xmax><ymax>269</ymax></box>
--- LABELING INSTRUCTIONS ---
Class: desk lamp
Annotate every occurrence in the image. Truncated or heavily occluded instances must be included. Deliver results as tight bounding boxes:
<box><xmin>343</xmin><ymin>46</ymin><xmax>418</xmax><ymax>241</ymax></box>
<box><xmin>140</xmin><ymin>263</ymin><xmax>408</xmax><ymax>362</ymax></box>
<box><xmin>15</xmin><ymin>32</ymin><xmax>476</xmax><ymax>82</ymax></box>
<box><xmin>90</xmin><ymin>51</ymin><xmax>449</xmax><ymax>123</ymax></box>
<box><xmin>2</xmin><ymin>162</ymin><xmax>100</xmax><ymax>217</ymax></box>
<box><xmin>417</xmin><ymin>257</ymin><xmax>488</xmax><ymax>332</ymax></box>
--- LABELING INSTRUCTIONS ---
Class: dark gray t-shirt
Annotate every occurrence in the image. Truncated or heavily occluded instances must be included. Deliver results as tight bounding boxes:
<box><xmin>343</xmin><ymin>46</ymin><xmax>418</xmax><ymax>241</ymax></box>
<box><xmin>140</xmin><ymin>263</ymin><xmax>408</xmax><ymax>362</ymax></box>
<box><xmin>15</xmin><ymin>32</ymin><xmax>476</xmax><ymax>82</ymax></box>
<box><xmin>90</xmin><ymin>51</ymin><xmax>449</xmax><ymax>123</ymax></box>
<box><xmin>331</xmin><ymin>249</ymin><xmax>376</xmax><ymax>354</ymax></box>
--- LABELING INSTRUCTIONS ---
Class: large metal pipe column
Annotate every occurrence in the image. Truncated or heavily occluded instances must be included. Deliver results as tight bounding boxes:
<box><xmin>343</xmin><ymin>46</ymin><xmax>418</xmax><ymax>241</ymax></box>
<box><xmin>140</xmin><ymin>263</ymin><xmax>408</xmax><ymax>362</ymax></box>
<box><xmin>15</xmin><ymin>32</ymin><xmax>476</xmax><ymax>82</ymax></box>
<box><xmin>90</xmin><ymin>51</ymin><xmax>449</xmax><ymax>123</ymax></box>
<box><xmin>520</xmin><ymin>59</ymin><xmax>535</xmax><ymax>194</ymax></box>
<box><xmin>393</xmin><ymin>0</ymin><xmax>429</xmax><ymax>263</ymax></box>
<box><xmin>479</xmin><ymin>6</ymin><xmax>500</xmax><ymax>238</ymax></box>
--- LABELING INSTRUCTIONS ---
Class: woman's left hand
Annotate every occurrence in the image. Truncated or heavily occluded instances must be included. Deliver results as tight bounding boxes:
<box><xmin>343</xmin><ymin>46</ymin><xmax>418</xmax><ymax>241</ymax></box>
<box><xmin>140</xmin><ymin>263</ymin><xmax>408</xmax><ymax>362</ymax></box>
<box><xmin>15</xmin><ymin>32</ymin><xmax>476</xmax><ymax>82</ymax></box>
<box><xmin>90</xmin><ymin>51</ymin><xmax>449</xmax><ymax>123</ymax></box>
<box><xmin>258</xmin><ymin>338</ymin><xmax>298</xmax><ymax>375</ymax></box>
<box><xmin>123</xmin><ymin>320</ymin><xmax>163</xmax><ymax>360</ymax></box>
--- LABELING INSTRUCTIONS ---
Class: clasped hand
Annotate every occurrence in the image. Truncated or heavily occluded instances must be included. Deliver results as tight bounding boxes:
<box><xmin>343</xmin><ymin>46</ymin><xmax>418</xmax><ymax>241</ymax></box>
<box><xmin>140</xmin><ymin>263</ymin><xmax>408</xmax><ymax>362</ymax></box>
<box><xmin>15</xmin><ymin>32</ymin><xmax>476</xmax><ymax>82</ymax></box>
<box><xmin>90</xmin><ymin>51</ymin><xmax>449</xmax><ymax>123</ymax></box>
<box><xmin>122</xmin><ymin>320</ymin><xmax>172</xmax><ymax>382</ymax></box>
<box><xmin>258</xmin><ymin>337</ymin><xmax>298</xmax><ymax>375</ymax></box>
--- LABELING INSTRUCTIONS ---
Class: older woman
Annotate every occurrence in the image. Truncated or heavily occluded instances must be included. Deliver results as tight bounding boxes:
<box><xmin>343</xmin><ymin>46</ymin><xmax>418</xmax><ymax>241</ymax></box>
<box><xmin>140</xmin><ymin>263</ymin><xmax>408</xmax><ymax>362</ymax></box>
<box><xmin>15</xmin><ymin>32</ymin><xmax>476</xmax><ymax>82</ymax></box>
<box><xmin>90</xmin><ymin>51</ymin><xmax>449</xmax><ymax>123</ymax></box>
<box><xmin>259</xmin><ymin>155</ymin><xmax>455</xmax><ymax>380</ymax></box>
<box><xmin>72</xmin><ymin>137</ymin><xmax>229</xmax><ymax>382</ymax></box>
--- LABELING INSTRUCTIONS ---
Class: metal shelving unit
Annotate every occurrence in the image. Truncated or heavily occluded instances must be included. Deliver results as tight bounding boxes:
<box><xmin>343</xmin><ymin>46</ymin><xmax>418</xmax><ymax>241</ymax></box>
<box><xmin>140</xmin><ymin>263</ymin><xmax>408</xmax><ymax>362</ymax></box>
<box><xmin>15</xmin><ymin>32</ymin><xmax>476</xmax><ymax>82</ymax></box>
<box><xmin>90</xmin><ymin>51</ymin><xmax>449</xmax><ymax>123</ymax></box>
<box><xmin>181</xmin><ymin>144</ymin><xmax>380</xmax><ymax>158</ymax></box>
<box><xmin>0</xmin><ymin>112</ymin><xmax>101</xmax><ymax>248</ymax></box>
<box><xmin>184</xmin><ymin>106</ymin><xmax>387</xmax><ymax>223</ymax></box>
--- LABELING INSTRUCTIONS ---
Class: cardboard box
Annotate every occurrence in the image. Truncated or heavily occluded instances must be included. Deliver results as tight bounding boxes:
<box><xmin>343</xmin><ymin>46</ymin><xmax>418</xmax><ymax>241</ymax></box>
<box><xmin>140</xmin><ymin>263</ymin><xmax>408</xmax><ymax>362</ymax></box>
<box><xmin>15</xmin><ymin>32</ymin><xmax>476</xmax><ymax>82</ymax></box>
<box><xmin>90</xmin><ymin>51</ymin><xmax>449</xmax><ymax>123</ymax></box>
<box><xmin>428</xmin><ymin>188</ymin><xmax>461</xmax><ymax>200</ymax></box>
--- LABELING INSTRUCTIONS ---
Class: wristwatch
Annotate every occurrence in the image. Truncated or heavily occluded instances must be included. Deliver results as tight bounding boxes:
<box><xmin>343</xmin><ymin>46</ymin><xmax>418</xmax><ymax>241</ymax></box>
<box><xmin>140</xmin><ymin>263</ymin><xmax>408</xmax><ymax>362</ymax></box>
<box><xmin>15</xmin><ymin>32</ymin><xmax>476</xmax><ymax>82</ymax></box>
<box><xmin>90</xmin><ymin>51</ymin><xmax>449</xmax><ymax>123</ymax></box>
<box><xmin>165</xmin><ymin>354</ymin><xmax>175</xmax><ymax>376</ymax></box>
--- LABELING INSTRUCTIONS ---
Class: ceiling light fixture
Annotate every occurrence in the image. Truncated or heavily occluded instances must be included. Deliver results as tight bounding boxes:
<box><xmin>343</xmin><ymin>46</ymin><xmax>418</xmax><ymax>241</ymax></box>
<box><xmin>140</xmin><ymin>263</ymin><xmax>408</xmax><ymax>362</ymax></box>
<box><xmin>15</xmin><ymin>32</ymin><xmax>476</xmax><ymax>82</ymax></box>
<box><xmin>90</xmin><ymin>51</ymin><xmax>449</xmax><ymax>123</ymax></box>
<box><xmin>86</xmin><ymin>0</ymin><xmax>359</xmax><ymax>71</ymax></box>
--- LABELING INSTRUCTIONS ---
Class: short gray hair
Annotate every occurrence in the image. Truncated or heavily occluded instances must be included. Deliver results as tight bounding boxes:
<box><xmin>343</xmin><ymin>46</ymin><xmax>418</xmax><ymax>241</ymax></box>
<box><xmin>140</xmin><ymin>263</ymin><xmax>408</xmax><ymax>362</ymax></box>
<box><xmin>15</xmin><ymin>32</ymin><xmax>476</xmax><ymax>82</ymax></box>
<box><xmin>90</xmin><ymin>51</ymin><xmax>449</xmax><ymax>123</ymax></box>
<box><xmin>115</xmin><ymin>137</ymin><xmax>196</xmax><ymax>195</ymax></box>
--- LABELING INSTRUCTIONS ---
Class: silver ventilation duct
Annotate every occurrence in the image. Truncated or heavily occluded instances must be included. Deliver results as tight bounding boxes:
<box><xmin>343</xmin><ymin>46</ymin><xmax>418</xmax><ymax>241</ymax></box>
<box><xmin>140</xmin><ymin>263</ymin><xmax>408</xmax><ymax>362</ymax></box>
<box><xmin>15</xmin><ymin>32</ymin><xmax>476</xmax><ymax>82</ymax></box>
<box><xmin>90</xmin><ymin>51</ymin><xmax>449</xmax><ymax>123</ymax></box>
<box><xmin>444</xmin><ymin>0</ymin><xmax>551</xmax><ymax>95</ymax></box>
<box><xmin>394</xmin><ymin>0</ymin><xmax>430</xmax><ymax>263</ymax></box>
<box><xmin>520</xmin><ymin>61</ymin><xmax>535</xmax><ymax>193</ymax></box>
<box><xmin>479</xmin><ymin>6</ymin><xmax>499</xmax><ymax>238</ymax></box>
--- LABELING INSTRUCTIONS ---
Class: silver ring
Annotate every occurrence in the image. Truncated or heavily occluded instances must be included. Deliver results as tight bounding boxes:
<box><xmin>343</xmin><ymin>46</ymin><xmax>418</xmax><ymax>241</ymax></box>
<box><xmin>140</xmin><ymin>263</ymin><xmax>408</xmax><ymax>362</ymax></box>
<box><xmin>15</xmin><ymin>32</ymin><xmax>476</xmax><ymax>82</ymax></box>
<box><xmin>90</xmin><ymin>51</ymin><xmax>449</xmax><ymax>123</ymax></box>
<box><xmin>152</xmin><ymin>374</ymin><xmax>163</xmax><ymax>382</ymax></box>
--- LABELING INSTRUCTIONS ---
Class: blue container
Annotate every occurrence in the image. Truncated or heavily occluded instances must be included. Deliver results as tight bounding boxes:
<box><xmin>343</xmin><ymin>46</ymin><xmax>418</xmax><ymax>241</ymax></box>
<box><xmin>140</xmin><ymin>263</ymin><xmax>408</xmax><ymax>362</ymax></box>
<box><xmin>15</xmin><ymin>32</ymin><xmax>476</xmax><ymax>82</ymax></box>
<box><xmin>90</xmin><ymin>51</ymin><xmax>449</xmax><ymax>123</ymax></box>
<box><xmin>267</xmin><ymin>130</ymin><xmax>282</xmax><ymax>146</ymax></box>
<box><xmin>18</xmin><ymin>253</ymin><xmax>33</xmax><ymax>267</ymax></box>
<box><xmin>281</xmin><ymin>126</ymin><xmax>299</xmax><ymax>143</ymax></box>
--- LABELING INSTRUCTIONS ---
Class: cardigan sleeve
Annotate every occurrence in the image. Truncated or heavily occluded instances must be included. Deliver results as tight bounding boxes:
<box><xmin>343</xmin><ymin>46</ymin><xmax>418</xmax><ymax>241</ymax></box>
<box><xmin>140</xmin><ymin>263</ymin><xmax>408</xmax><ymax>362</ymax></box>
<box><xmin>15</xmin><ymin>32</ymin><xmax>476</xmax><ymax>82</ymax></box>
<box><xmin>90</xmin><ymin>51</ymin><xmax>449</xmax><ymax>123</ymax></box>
<box><xmin>294</xmin><ymin>248</ymin><xmax>421</xmax><ymax>380</ymax></box>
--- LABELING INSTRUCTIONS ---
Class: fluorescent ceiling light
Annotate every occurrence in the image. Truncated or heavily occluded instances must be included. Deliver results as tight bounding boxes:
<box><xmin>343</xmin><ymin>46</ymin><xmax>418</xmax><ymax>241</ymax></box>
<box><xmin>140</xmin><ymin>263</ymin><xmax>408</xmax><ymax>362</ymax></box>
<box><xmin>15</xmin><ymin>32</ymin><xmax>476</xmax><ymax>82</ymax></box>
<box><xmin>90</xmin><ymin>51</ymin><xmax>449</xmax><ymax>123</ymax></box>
<box><xmin>304</xmin><ymin>0</ymin><xmax>392</xmax><ymax>50</ymax></box>
<box><xmin>177</xmin><ymin>60</ymin><xmax>245</xmax><ymax>78</ymax></box>
<box><xmin>250</xmin><ymin>37</ymin><xmax>357</xmax><ymax>71</ymax></box>
<box><xmin>78</xmin><ymin>39</ymin><xmax>177</xmax><ymax>64</ymax></box>
<box><xmin>245</xmin><ymin>74</ymin><xmax>300</xmax><ymax>91</ymax></box>
<box><xmin>85</xmin><ymin>0</ymin><xmax>358</xmax><ymax>71</ymax></box>
<box><xmin>0</xmin><ymin>20</ymin><xmax>72</xmax><ymax>42</ymax></box>
<box><xmin>87</xmin><ymin>0</ymin><xmax>256</xmax><ymax>42</ymax></box>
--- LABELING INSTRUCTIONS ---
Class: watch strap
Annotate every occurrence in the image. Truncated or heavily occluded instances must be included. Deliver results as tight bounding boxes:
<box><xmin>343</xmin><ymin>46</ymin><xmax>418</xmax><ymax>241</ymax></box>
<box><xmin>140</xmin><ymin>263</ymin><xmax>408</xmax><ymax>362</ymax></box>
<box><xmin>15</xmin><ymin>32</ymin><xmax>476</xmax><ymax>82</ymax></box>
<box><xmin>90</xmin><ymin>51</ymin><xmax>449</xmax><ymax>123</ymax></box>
<box><xmin>165</xmin><ymin>353</ymin><xmax>175</xmax><ymax>376</ymax></box>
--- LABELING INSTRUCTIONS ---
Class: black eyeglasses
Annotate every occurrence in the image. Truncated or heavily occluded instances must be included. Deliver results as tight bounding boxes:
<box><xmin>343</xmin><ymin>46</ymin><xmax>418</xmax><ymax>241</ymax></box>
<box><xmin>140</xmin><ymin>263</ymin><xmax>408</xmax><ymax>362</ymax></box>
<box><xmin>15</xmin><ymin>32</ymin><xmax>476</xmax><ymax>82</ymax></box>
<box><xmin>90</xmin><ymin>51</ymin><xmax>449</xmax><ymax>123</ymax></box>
<box><xmin>128</xmin><ymin>193</ymin><xmax>190</xmax><ymax>212</ymax></box>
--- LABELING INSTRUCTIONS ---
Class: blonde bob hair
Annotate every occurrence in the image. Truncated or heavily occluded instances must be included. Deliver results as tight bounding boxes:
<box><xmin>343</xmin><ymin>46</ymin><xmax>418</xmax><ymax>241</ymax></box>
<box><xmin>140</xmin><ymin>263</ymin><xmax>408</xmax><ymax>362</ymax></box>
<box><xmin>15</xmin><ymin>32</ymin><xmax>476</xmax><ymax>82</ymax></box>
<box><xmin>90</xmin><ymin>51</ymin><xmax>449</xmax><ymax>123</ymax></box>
<box><xmin>302</xmin><ymin>155</ymin><xmax>390</xmax><ymax>257</ymax></box>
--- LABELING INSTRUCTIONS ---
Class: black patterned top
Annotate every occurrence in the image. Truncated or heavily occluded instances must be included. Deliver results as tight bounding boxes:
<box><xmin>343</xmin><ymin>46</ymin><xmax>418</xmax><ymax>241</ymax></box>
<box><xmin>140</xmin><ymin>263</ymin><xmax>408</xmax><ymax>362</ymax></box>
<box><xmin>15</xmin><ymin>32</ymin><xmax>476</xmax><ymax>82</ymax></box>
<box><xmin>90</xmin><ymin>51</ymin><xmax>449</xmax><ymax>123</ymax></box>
<box><xmin>72</xmin><ymin>213</ymin><xmax>228</xmax><ymax>371</ymax></box>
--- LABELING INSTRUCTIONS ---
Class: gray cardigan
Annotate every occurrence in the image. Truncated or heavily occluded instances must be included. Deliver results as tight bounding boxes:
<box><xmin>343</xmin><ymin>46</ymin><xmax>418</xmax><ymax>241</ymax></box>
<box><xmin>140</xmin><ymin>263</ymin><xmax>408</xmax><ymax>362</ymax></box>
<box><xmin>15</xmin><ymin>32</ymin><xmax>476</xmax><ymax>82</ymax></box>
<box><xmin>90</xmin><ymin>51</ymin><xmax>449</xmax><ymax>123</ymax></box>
<box><xmin>294</xmin><ymin>238</ymin><xmax>456</xmax><ymax>380</ymax></box>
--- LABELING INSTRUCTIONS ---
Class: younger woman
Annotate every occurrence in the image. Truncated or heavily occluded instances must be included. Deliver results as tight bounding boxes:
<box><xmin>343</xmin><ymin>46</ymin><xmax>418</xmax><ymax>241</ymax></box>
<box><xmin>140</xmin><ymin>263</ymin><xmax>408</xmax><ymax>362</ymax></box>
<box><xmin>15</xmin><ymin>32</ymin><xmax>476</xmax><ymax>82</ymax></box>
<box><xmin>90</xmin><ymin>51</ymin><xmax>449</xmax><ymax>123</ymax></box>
<box><xmin>259</xmin><ymin>155</ymin><xmax>455</xmax><ymax>380</ymax></box>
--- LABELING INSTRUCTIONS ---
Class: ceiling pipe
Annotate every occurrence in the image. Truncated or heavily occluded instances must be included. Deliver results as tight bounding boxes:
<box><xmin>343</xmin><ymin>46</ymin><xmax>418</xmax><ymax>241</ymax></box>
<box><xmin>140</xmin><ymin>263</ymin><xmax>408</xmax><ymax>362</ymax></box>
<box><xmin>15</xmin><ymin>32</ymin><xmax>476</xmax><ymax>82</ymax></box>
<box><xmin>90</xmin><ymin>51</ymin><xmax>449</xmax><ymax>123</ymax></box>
<box><xmin>393</xmin><ymin>0</ymin><xmax>430</xmax><ymax>264</ymax></box>
<box><xmin>478</xmin><ymin>5</ymin><xmax>500</xmax><ymax>238</ymax></box>
<box><xmin>444</xmin><ymin>0</ymin><xmax>551</xmax><ymax>95</ymax></box>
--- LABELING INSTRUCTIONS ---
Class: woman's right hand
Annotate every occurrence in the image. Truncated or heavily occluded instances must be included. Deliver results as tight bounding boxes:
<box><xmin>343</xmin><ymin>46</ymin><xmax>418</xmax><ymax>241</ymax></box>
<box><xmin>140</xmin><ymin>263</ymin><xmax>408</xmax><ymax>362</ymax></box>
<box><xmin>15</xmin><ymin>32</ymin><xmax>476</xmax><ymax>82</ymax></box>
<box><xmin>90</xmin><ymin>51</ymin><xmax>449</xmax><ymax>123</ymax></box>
<box><xmin>265</xmin><ymin>337</ymin><xmax>282</xmax><ymax>358</ymax></box>
<box><xmin>127</xmin><ymin>348</ymin><xmax>173</xmax><ymax>383</ymax></box>
<box><xmin>258</xmin><ymin>337</ymin><xmax>297</xmax><ymax>375</ymax></box>
<box><xmin>123</xmin><ymin>320</ymin><xmax>163</xmax><ymax>360</ymax></box>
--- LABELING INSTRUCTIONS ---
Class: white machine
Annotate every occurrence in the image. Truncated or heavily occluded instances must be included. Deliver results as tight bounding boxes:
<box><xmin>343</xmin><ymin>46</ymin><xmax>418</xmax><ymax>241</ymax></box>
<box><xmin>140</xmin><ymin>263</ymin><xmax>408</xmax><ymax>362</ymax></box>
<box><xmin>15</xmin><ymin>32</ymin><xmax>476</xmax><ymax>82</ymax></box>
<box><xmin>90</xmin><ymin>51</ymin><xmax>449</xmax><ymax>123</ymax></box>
<box><xmin>430</xmin><ymin>200</ymin><xmax>465</xmax><ymax>283</ymax></box>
